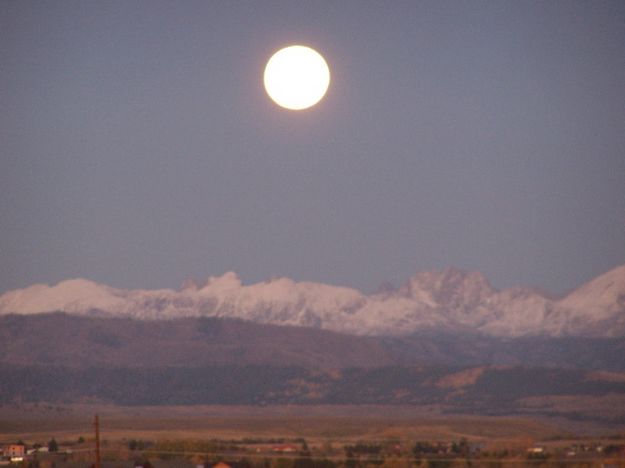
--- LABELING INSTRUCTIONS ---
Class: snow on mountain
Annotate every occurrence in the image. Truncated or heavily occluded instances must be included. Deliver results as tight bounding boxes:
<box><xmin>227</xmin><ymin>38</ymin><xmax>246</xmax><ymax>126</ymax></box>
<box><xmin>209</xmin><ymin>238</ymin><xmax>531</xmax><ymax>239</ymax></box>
<box><xmin>0</xmin><ymin>279</ymin><xmax>127</xmax><ymax>315</ymax></box>
<box><xmin>559</xmin><ymin>265</ymin><xmax>625</xmax><ymax>318</ymax></box>
<box><xmin>555</xmin><ymin>265</ymin><xmax>625</xmax><ymax>336</ymax></box>
<box><xmin>1</xmin><ymin>265</ymin><xmax>624</xmax><ymax>337</ymax></box>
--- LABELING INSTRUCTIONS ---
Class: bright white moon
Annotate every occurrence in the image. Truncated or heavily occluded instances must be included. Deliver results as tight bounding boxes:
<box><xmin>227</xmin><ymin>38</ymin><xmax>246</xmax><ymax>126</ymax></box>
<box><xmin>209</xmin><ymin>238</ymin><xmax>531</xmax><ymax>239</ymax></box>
<box><xmin>264</xmin><ymin>45</ymin><xmax>330</xmax><ymax>110</ymax></box>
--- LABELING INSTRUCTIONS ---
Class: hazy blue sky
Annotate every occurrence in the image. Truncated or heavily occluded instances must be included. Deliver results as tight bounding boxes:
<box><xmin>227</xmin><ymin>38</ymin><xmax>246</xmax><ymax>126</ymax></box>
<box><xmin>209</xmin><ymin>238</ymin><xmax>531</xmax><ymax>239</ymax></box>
<box><xmin>2</xmin><ymin>1</ymin><xmax>624</xmax><ymax>295</ymax></box>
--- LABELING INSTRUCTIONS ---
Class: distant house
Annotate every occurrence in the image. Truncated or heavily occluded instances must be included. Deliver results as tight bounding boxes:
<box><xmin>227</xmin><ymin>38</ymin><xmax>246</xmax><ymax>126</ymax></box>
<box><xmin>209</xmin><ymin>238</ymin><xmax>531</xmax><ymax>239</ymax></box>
<box><xmin>527</xmin><ymin>446</ymin><xmax>545</xmax><ymax>454</ymax></box>
<box><xmin>272</xmin><ymin>444</ymin><xmax>297</xmax><ymax>453</ymax></box>
<box><xmin>27</xmin><ymin>447</ymin><xmax>49</xmax><ymax>455</ymax></box>
<box><xmin>133</xmin><ymin>462</ymin><xmax>153</xmax><ymax>468</ymax></box>
<box><xmin>5</xmin><ymin>445</ymin><xmax>25</xmax><ymax>458</ymax></box>
<box><xmin>205</xmin><ymin>462</ymin><xmax>234</xmax><ymax>468</ymax></box>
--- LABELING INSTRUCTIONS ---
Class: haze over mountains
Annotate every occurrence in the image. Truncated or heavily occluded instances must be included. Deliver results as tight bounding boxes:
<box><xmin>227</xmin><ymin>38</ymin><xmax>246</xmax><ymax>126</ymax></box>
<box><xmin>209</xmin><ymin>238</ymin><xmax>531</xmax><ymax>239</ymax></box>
<box><xmin>1</xmin><ymin>264</ymin><xmax>624</xmax><ymax>338</ymax></box>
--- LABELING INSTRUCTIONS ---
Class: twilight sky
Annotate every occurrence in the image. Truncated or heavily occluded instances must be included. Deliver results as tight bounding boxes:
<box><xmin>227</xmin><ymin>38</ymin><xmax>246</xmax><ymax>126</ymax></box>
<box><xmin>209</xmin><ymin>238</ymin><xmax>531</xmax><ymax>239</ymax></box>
<box><xmin>1</xmin><ymin>1</ymin><xmax>624</xmax><ymax>296</ymax></box>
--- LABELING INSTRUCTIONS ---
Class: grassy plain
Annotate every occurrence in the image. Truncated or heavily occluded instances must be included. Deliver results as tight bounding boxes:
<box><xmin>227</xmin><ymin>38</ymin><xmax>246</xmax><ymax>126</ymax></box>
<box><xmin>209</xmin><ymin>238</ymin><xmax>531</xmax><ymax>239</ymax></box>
<box><xmin>1</xmin><ymin>403</ymin><xmax>623</xmax><ymax>448</ymax></box>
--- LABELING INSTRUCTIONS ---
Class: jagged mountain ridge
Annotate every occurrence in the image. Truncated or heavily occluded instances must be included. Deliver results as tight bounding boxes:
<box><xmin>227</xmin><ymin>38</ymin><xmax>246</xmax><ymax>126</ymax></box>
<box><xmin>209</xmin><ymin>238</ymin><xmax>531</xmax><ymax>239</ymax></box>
<box><xmin>1</xmin><ymin>265</ymin><xmax>624</xmax><ymax>337</ymax></box>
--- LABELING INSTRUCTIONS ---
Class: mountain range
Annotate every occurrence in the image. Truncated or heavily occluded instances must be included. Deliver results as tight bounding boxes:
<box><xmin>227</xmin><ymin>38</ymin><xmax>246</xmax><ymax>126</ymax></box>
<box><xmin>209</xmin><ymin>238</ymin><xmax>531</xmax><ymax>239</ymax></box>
<box><xmin>2</xmin><ymin>266</ymin><xmax>625</xmax><ymax>415</ymax></box>
<box><xmin>1</xmin><ymin>265</ymin><xmax>624</xmax><ymax>337</ymax></box>
<box><xmin>2</xmin><ymin>313</ymin><xmax>624</xmax><ymax>371</ymax></box>
<box><xmin>2</xmin><ymin>313</ymin><xmax>625</xmax><ymax>418</ymax></box>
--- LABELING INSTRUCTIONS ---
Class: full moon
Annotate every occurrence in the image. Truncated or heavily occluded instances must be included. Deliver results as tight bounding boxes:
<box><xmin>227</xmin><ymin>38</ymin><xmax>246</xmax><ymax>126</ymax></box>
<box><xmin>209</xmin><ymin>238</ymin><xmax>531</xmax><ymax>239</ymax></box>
<box><xmin>263</xmin><ymin>45</ymin><xmax>330</xmax><ymax>110</ymax></box>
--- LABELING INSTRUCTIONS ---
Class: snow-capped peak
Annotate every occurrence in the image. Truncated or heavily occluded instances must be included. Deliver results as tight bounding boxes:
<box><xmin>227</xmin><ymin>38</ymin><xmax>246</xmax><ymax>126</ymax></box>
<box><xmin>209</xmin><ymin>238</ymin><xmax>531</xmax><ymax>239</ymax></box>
<box><xmin>558</xmin><ymin>265</ymin><xmax>625</xmax><ymax>320</ymax></box>
<box><xmin>203</xmin><ymin>271</ymin><xmax>241</xmax><ymax>289</ymax></box>
<box><xmin>1</xmin><ymin>265</ymin><xmax>624</xmax><ymax>337</ymax></box>
<box><xmin>0</xmin><ymin>278</ymin><xmax>125</xmax><ymax>315</ymax></box>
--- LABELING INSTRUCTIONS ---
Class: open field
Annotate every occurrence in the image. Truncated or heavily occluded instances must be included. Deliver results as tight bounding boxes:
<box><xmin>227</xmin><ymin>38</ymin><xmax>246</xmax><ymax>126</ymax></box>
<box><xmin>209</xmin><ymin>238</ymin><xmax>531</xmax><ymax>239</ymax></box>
<box><xmin>2</xmin><ymin>404</ymin><xmax>624</xmax><ymax>446</ymax></box>
<box><xmin>2</xmin><ymin>405</ymin><xmax>625</xmax><ymax>468</ymax></box>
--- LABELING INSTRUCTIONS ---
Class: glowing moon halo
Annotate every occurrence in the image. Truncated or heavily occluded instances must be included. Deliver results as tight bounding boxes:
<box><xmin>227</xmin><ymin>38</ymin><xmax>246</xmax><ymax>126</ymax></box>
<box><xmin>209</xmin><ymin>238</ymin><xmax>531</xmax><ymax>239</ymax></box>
<box><xmin>263</xmin><ymin>45</ymin><xmax>330</xmax><ymax>110</ymax></box>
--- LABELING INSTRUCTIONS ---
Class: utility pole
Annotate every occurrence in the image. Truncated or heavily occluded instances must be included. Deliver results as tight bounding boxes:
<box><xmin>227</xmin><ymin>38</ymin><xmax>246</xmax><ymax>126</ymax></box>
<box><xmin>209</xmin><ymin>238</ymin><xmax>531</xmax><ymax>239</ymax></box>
<box><xmin>94</xmin><ymin>414</ymin><xmax>101</xmax><ymax>468</ymax></box>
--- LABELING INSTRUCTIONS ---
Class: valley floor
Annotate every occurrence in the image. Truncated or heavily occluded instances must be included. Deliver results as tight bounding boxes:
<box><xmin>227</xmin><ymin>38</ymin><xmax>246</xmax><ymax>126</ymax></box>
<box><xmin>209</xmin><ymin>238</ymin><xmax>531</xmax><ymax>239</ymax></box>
<box><xmin>2</xmin><ymin>404</ymin><xmax>625</xmax><ymax>468</ymax></box>
<box><xmin>2</xmin><ymin>403</ymin><xmax>624</xmax><ymax>443</ymax></box>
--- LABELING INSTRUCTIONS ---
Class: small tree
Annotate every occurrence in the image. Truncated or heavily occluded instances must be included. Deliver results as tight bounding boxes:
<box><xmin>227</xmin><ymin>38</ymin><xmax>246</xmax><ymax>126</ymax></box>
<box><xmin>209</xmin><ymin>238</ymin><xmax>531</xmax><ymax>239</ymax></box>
<box><xmin>48</xmin><ymin>439</ymin><xmax>59</xmax><ymax>452</ymax></box>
